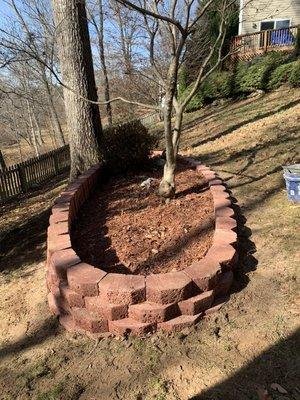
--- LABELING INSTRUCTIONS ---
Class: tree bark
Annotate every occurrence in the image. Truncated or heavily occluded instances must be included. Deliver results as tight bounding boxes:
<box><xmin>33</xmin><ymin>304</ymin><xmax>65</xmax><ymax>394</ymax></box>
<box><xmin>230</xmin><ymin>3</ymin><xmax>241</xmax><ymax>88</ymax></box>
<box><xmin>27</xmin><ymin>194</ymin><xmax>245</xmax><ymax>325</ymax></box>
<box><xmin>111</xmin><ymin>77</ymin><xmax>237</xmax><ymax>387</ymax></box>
<box><xmin>158</xmin><ymin>91</ymin><xmax>176</xmax><ymax>199</ymax></box>
<box><xmin>52</xmin><ymin>0</ymin><xmax>102</xmax><ymax>179</ymax></box>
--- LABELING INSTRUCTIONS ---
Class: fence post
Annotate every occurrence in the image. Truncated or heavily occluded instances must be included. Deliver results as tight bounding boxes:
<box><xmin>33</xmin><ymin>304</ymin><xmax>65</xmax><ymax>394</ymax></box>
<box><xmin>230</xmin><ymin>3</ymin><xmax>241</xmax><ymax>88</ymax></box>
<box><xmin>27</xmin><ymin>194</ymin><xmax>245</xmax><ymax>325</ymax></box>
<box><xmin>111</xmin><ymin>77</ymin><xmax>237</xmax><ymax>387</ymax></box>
<box><xmin>53</xmin><ymin>151</ymin><xmax>60</xmax><ymax>174</ymax></box>
<box><xmin>0</xmin><ymin>150</ymin><xmax>7</xmax><ymax>172</ymax></box>
<box><xmin>18</xmin><ymin>164</ymin><xmax>27</xmax><ymax>193</ymax></box>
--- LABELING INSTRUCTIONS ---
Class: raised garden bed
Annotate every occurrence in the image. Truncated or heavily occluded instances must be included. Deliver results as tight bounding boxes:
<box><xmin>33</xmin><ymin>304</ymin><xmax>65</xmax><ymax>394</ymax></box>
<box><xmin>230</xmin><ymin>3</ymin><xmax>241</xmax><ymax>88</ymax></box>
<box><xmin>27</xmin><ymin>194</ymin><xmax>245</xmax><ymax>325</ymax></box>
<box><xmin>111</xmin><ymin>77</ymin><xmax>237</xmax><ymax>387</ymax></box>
<box><xmin>46</xmin><ymin>156</ymin><xmax>238</xmax><ymax>337</ymax></box>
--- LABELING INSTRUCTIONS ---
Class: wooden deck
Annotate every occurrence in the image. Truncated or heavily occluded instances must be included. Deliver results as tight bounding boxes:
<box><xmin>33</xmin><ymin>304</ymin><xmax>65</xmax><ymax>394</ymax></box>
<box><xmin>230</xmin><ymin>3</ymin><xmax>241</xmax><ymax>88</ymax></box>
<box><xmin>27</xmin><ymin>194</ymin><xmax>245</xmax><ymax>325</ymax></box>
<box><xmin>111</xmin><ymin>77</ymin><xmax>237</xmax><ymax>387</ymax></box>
<box><xmin>232</xmin><ymin>25</ymin><xmax>299</xmax><ymax>61</ymax></box>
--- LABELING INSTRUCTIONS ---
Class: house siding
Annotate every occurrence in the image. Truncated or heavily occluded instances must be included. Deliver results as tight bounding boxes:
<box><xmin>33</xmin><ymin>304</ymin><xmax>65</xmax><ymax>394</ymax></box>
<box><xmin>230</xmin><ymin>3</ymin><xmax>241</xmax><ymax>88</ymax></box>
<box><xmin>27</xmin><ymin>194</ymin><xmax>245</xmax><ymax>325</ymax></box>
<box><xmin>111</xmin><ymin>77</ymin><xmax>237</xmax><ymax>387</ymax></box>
<box><xmin>239</xmin><ymin>0</ymin><xmax>300</xmax><ymax>35</ymax></box>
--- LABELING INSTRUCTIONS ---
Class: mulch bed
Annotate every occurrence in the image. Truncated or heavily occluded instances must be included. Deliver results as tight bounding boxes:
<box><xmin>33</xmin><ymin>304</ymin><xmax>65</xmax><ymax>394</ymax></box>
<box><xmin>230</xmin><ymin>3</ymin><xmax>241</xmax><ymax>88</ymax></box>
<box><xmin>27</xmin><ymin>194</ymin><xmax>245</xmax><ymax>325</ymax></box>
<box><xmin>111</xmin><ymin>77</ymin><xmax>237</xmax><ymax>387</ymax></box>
<box><xmin>71</xmin><ymin>165</ymin><xmax>214</xmax><ymax>275</ymax></box>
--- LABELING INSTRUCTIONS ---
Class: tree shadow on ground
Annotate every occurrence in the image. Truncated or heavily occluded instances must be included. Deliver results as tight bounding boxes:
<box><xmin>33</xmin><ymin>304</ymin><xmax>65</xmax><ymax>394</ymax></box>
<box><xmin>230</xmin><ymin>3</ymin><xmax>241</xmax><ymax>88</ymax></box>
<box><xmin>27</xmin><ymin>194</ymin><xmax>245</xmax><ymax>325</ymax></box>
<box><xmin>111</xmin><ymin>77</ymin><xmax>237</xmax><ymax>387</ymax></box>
<box><xmin>0</xmin><ymin>173</ymin><xmax>69</xmax><ymax>274</ymax></box>
<box><xmin>190</xmin><ymin>98</ymin><xmax>300</xmax><ymax>149</ymax></box>
<box><xmin>203</xmin><ymin>133</ymin><xmax>299</xmax><ymax>170</ymax></box>
<box><xmin>189</xmin><ymin>328</ymin><xmax>300</xmax><ymax>400</ymax></box>
<box><xmin>0</xmin><ymin>207</ymin><xmax>51</xmax><ymax>273</ymax></box>
<box><xmin>0</xmin><ymin>171</ymin><xmax>68</xmax><ymax>214</ymax></box>
<box><xmin>0</xmin><ymin>316</ymin><xmax>59</xmax><ymax>362</ymax></box>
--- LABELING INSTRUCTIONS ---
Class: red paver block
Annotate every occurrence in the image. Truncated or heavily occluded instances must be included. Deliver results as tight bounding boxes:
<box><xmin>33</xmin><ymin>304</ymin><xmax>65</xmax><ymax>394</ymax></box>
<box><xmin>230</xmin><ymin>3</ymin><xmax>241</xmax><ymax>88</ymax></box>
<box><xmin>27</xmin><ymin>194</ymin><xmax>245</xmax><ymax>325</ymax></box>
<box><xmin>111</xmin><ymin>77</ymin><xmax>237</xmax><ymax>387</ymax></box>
<box><xmin>209</xmin><ymin>179</ymin><xmax>224</xmax><ymax>187</ymax></box>
<box><xmin>85</xmin><ymin>296</ymin><xmax>128</xmax><ymax>320</ymax></box>
<box><xmin>49</xmin><ymin>211</ymin><xmax>69</xmax><ymax>225</ymax></box>
<box><xmin>47</xmin><ymin>292</ymin><xmax>60</xmax><ymax>316</ymax></box>
<box><xmin>206</xmin><ymin>244</ymin><xmax>237</xmax><ymax>270</ymax></box>
<box><xmin>48</xmin><ymin>222</ymin><xmax>69</xmax><ymax>236</ymax></box>
<box><xmin>158</xmin><ymin>314</ymin><xmax>202</xmax><ymax>332</ymax></box>
<box><xmin>98</xmin><ymin>274</ymin><xmax>145</xmax><ymax>305</ymax></box>
<box><xmin>46</xmin><ymin>269</ymin><xmax>62</xmax><ymax>293</ymax></box>
<box><xmin>146</xmin><ymin>272</ymin><xmax>196</xmax><ymax>304</ymax></box>
<box><xmin>178</xmin><ymin>290</ymin><xmax>214</xmax><ymax>315</ymax></box>
<box><xmin>60</xmin><ymin>314</ymin><xmax>81</xmax><ymax>333</ymax></box>
<box><xmin>60</xmin><ymin>314</ymin><xmax>75</xmax><ymax>331</ymax></box>
<box><xmin>73</xmin><ymin>308</ymin><xmax>108</xmax><ymax>333</ymax></box>
<box><xmin>209</xmin><ymin>185</ymin><xmax>228</xmax><ymax>195</ymax></box>
<box><xmin>77</xmin><ymin>174</ymin><xmax>93</xmax><ymax>192</ymax></box>
<box><xmin>215</xmin><ymin>216</ymin><xmax>237</xmax><ymax>231</ymax></box>
<box><xmin>54</xmin><ymin>193</ymin><xmax>73</xmax><ymax>204</ymax></box>
<box><xmin>49</xmin><ymin>248</ymin><xmax>81</xmax><ymax>279</ymax></box>
<box><xmin>184</xmin><ymin>259</ymin><xmax>221</xmax><ymax>291</ymax></box>
<box><xmin>52</xmin><ymin>203</ymin><xmax>70</xmax><ymax>212</ymax></box>
<box><xmin>201</xmin><ymin>171</ymin><xmax>217</xmax><ymax>182</ymax></box>
<box><xmin>214</xmin><ymin>271</ymin><xmax>233</xmax><ymax>297</ymax></box>
<box><xmin>68</xmin><ymin>263</ymin><xmax>106</xmax><ymax>296</ymax></box>
<box><xmin>60</xmin><ymin>284</ymin><xmax>84</xmax><ymax>308</ymax></box>
<box><xmin>109</xmin><ymin>318</ymin><xmax>155</xmax><ymax>336</ymax></box>
<box><xmin>66</xmin><ymin>181</ymin><xmax>82</xmax><ymax>191</ymax></box>
<box><xmin>213</xmin><ymin>197</ymin><xmax>232</xmax><ymax>211</ymax></box>
<box><xmin>215</xmin><ymin>206</ymin><xmax>235</xmax><ymax>219</ymax></box>
<box><xmin>128</xmin><ymin>301</ymin><xmax>179</xmax><ymax>323</ymax></box>
<box><xmin>213</xmin><ymin>229</ymin><xmax>237</xmax><ymax>246</ymax></box>
<box><xmin>47</xmin><ymin>234</ymin><xmax>72</xmax><ymax>256</ymax></box>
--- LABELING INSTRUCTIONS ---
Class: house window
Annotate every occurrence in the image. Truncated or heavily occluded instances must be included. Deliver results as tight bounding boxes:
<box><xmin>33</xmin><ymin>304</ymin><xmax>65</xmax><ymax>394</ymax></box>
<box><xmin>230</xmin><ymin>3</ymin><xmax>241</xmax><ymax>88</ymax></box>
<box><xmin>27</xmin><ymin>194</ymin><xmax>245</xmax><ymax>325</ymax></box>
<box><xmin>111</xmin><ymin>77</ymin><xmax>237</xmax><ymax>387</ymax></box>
<box><xmin>260</xmin><ymin>19</ymin><xmax>291</xmax><ymax>31</ymax></box>
<box><xmin>260</xmin><ymin>19</ymin><xmax>294</xmax><ymax>47</ymax></box>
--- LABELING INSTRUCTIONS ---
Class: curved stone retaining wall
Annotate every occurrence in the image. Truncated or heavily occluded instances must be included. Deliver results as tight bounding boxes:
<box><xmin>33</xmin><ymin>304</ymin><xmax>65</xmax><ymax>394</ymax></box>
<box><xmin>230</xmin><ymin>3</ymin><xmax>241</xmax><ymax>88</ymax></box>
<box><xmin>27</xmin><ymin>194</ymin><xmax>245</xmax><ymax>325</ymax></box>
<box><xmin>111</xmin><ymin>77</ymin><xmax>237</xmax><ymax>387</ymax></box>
<box><xmin>46</xmin><ymin>158</ymin><xmax>238</xmax><ymax>337</ymax></box>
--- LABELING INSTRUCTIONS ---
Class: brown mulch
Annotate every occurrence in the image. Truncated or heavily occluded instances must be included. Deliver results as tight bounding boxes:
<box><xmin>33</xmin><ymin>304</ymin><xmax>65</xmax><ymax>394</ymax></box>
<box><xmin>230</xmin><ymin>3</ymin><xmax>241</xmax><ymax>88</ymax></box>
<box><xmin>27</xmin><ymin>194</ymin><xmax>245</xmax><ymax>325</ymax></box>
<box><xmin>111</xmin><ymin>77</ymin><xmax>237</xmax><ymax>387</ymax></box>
<box><xmin>71</xmin><ymin>165</ymin><xmax>214</xmax><ymax>275</ymax></box>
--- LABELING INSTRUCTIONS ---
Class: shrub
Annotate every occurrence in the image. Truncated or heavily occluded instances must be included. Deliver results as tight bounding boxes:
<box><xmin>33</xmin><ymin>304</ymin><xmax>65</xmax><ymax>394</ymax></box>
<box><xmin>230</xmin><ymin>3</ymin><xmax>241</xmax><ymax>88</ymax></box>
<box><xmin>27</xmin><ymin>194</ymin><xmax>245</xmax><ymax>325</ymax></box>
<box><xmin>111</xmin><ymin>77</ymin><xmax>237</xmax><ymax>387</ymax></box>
<box><xmin>178</xmin><ymin>65</ymin><xmax>189</xmax><ymax>98</ymax></box>
<box><xmin>268</xmin><ymin>62</ymin><xmax>295</xmax><ymax>89</ymax></box>
<box><xmin>181</xmin><ymin>70</ymin><xmax>233</xmax><ymax>112</ymax></box>
<box><xmin>202</xmin><ymin>71</ymin><xmax>234</xmax><ymax>100</ymax></box>
<box><xmin>101</xmin><ymin>119</ymin><xmax>156</xmax><ymax>172</ymax></box>
<box><xmin>268</xmin><ymin>60</ymin><xmax>300</xmax><ymax>89</ymax></box>
<box><xmin>234</xmin><ymin>52</ymin><xmax>290</xmax><ymax>93</ymax></box>
<box><xmin>289</xmin><ymin>60</ymin><xmax>300</xmax><ymax>87</ymax></box>
<box><xmin>184</xmin><ymin>89</ymin><xmax>205</xmax><ymax>112</ymax></box>
<box><xmin>294</xmin><ymin>29</ymin><xmax>300</xmax><ymax>57</ymax></box>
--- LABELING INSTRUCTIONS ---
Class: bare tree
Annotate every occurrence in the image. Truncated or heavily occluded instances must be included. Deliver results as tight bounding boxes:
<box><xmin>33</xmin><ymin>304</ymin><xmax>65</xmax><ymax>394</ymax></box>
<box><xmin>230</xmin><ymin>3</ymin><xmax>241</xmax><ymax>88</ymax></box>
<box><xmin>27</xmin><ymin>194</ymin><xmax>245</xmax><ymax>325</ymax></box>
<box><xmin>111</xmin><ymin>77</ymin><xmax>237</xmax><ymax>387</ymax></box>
<box><xmin>0</xmin><ymin>0</ymin><xmax>66</xmax><ymax>147</ymax></box>
<box><xmin>104</xmin><ymin>0</ymin><xmax>236</xmax><ymax>199</ymax></box>
<box><xmin>88</xmin><ymin>0</ymin><xmax>113</xmax><ymax>125</ymax></box>
<box><xmin>52</xmin><ymin>0</ymin><xmax>102</xmax><ymax>179</ymax></box>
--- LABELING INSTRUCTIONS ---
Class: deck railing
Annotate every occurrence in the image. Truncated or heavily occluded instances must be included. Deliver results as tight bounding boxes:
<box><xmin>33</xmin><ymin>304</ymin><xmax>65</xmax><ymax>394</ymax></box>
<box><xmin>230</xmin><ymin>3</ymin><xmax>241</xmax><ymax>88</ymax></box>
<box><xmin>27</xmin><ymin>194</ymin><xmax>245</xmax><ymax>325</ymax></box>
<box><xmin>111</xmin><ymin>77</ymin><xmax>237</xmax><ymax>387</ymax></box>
<box><xmin>232</xmin><ymin>25</ymin><xmax>299</xmax><ymax>60</ymax></box>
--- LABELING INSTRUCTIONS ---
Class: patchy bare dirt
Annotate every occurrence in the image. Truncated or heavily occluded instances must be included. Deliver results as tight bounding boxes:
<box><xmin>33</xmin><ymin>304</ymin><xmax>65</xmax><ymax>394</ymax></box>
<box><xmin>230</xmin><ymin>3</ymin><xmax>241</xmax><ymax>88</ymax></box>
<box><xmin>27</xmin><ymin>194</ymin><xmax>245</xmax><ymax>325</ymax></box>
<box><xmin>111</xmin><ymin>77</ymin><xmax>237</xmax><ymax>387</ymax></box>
<box><xmin>0</xmin><ymin>87</ymin><xmax>299</xmax><ymax>400</ymax></box>
<box><xmin>72</xmin><ymin>166</ymin><xmax>214</xmax><ymax>275</ymax></box>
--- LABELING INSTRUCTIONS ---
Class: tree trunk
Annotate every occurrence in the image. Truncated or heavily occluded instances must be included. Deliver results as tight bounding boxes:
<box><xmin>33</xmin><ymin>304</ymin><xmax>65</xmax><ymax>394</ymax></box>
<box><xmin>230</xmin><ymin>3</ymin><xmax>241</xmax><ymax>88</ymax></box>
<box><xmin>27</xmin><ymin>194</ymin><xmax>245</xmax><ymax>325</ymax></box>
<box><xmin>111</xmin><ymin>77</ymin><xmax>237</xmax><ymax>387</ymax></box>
<box><xmin>159</xmin><ymin>92</ymin><xmax>176</xmax><ymax>200</ymax></box>
<box><xmin>43</xmin><ymin>76</ymin><xmax>66</xmax><ymax>146</ymax></box>
<box><xmin>97</xmin><ymin>0</ymin><xmax>112</xmax><ymax>125</ymax></box>
<box><xmin>26</xmin><ymin>98</ymin><xmax>40</xmax><ymax>157</ymax></box>
<box><xmin>52</xmin><ymin>0</ymin><xmax>102</xmax><ymax>179</ymax></box>
<box><xmin>32</xmin><ymin>112</ymin><xmax>44</xmax><ymax>146</ymax></box>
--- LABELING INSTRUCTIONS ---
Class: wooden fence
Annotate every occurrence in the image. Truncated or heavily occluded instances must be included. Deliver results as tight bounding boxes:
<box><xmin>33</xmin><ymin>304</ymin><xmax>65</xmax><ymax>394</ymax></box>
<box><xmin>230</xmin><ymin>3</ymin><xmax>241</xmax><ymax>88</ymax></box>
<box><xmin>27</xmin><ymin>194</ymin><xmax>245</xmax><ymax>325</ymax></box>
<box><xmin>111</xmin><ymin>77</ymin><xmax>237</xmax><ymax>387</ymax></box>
<box><xmin>0</xmin><ymin>145</ymin><xmax>70</xmax><ymax>204</ymax></box>
<box><xmin>139</xmin><ymin>112</ymin><xmax>161</xmax><ymax>126</ymax></box>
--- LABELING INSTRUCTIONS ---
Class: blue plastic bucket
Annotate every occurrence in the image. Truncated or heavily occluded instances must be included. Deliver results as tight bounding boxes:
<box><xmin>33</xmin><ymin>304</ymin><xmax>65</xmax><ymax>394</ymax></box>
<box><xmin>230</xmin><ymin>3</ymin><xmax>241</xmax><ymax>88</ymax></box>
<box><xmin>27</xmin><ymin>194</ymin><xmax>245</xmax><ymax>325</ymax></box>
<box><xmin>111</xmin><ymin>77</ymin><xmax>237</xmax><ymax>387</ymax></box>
<box><xmin>283</xmin><ymin>164</ymin><xmax>300</xmax><ymax>202</ymax></box>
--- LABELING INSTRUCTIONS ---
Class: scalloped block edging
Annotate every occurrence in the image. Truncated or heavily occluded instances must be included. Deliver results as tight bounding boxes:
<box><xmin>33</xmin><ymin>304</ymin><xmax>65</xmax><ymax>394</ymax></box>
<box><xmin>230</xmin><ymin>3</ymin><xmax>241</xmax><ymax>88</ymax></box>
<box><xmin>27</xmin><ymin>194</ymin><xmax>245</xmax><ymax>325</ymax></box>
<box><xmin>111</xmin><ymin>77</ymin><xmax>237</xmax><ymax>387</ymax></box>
<box><xmin>46</xmin><ymin>157</ymin><xmax>238</xmax><ymax>337</ymax></box>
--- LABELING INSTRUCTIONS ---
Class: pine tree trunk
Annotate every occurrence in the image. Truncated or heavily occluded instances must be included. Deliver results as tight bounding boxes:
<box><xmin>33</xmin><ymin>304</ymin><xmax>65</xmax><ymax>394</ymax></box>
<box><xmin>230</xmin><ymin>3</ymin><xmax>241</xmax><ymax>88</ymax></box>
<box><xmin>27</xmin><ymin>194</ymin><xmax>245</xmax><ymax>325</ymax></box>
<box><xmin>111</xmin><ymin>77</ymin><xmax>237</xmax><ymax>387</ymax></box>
<box><xmin>52</xmin><ymin>0</ymin><xmax>102</xmax><ymax>179</ymax></box>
